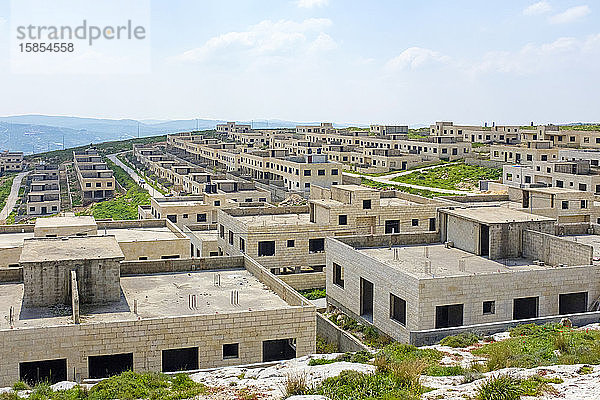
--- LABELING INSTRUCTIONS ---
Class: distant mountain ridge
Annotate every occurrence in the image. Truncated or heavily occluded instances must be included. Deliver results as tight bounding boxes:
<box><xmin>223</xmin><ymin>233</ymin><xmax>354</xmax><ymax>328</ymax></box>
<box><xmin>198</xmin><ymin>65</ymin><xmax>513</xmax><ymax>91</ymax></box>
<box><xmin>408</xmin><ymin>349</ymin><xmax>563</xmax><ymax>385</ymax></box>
<box><xmin>0</xmin><ymin>115</ymin><xmax>365</xmax><ymax>154</ymax></box>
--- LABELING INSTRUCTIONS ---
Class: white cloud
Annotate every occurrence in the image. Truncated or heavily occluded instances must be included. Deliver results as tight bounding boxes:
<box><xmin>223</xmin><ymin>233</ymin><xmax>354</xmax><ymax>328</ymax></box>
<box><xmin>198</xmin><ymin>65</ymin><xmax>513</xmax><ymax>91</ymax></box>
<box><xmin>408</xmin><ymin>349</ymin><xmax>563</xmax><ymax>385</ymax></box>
<box><xmin>385</xmin><ymin>47</ymin><xmax>450</xmax><ymax>71</ymax></box>
<box><xmin>172</xmin><ymin>18</ymin><xmax>335</xmax><ymax>64</ymax></box>
<box><xmin>523</xmin><ymin>1</ymin><xmax>552</xmax><ymax>15</ymax></box>
<box><xmin>471</xmin><ymin>35</ymin><xmax>596</xmax><ymax>75</ymax></box>
<box><xmin>296</xmin><ymin>0</ymin><xmax>329</xmax><ymax>9</ymax></box>
<box><xmin>0</xmin><ymin>16</ymin><xmax>6</xmax><ymax>25</ymax></box>
<box><xmin>549</xmin><ymin>5</ymin><xmax>591</xmax><ymax>24</ymax></box>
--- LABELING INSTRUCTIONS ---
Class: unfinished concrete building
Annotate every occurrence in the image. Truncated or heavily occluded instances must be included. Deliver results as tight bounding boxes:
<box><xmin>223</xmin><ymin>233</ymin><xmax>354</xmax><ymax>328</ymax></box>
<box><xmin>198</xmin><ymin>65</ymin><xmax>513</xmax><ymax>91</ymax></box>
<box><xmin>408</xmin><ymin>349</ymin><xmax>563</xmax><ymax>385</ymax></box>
<box><xmin>0</xmin><ymin>241</ymin><xmax>315</xmax><ymax>386</ymax></box>
<box><xmin>217</xmin><ymin>185</ymin><xmax>446</xmax><ymax>279</ymax></box>
<box><xmin>27</xmin><ymin>165</ymin><xmax>60</xmax><ymax>216</ymax></box>
<box><xmin>73</xmin><ymin>148</ymin><xmax>115</xmax><ymax>203</ymax></box>
<box><xmin>0</xmin><ymin>151</ymin><xmax>24</xmax><ymax>174</ymax></box>
<box><xmin>0</xmin><ymin>216</ymin><xmax>191</xmax><ymax>268</ymax></box>
<box><xmin>326</xmin><ymin>207</ymin><xmax>600</xmax><ymax>345</ymax></box>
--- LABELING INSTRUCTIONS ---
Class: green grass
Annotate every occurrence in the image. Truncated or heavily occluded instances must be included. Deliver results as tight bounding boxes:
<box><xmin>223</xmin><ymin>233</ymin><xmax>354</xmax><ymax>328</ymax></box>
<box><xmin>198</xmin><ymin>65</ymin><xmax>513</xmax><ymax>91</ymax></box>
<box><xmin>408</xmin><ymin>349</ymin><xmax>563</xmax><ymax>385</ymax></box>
<box><xmin>559</xmin><ymin>124</ymin><xmax>600</xmax><ymax>131</ymax></box>
<box><xmin>475</xmin><ymin>374</ymin><xmax>561</xmax><ymax>400</ymax></box>
<box><xmin>299</xmin><ymin>288</ymin><xmax>326</xmax><ymax>300</ymax></box>
<box><xmin>471</xmin><ymin>142</ymin><xmax>486</xmax><ymax>148</ymax></box>
<box><xmin>439</xmin><ymin>332</ymin><xmax>481</xmax><ymax>348</ymax></box>
<box><xmin>473</xmin><ymin>323</ymin><xmax>600</xmax><ymax>371</ymax></box>
<box><xmin>119</xmin><ymin>153</ymin><xmax>169</xmax><ymax>196</ymax></box>
<box><xmin>0</xmin><ymin>174</ymin><xmax>16</xmax><ymax>213</ymax></box>
<box><xmin>316</xmin><ymin>336</ymin><xmax>338</xmax><ymax>354</ymax></box>
<box><xmin>308</xmin><ymin>351</ymin><xmax>372</xmax><ymax>366</ymax></box>
<box><xmin>85</xmin><ymin>159</ymin><xmax>150</xmax><ymax>220</ymax></box>
<box><xmin>361</xmin><ymin>177</ymin><xmax>452</xmax><ymax>198</ymax></box>
<box><xmin>306</xmin><ymin>369</ymin><xmax>423</xmax><ymax>400</ymax></box>
<box><xmin>328</xmin><ymin>313</ymin><xmax>393</xmax><ymax>348</ymax></box>
<box><xmin>391</xmin><ymin>162</ymin><xmax>501</xmax><ymax>191</ymax></box>
<box><xmin>2</xmin><ymin>372</ymin><xmax>208</xmax><ymax>400</ymax></box>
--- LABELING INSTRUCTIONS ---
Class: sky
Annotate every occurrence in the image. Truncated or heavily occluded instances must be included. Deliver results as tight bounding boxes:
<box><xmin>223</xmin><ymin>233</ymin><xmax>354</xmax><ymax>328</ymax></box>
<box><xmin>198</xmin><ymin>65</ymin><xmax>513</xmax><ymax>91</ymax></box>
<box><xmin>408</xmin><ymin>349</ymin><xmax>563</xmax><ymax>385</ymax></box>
<box><xmin>0</xmin><ymin>0</ymin><xmax>599</xmax><ymax>126</ymax></box>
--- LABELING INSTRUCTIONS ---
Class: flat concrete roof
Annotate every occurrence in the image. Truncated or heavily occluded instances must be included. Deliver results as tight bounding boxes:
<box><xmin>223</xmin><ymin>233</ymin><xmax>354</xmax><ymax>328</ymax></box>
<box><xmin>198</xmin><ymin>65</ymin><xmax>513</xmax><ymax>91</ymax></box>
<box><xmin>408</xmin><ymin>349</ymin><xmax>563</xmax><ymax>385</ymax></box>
<box><xmin>101</xmin><ymin>227</ymin><xmax>179</xmax><ymax>242</ymax></box>
<box><xmin>0</xmin><ymin>269</ymin><xmax>289</xmax><ymax>330</ymax></box>
<box><xmin>34</xmin><ymin>216</ymin><xmax>96</xmax><ymax>229</ymax></box>
<box><xmin>442</xmin><ymin>207</ymin><xmax>555</xmax><ymax>224</ymax></box>
<box><xmin>334</xmin><ymin>184</ymin><xmax>378</xmax><ymax>192</ymax></box>
<box><xmin>187</xmin><ymin>230</ymin><xmax>219</xmax><ymax>242</ymax></box>
<box><xmin>526</xmin><ymin>187</ymin><xmax>585</xmax><ymax>195</ymax></box>
<box><xmin>19</xmin><ymin>236</ymin><xmax>124</xmax><ymax>263</ymax></box>
<box><xmin>358</xmin><ymin>243</ymin><xmax>553</xmax><ymax>279</ymax></box>
<box><xmin>236</xmin><ymin>213</ymin><xmax>312</xmax><ymax>227</ymax></box>
<box><xmin>0</xmin><ymin>231</ymin><xmax>34</xmax><ymax>248</ymax></box>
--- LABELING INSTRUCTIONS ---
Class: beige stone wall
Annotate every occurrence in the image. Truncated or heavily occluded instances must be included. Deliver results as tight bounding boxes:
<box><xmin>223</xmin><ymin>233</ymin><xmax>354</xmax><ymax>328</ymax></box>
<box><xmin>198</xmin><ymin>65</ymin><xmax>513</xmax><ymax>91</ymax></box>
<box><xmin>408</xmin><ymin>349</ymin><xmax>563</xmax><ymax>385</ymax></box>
<box><xmin>326</xmin><ymin>235</ymin><xmax>600</xmax><ymax>343</ymax></box>
<box><xmin>0</xmin><ymin>307</ymin><xmax>315</xmax><ymax>386</ymax></box>
<box><xmin>117</xmin><ymin>238</ymin><xmax>189</xmax><ymax>261</ymax></box>
<box><xmin>279</xmin><ymin>272</ymin><xmax>326</xmax><ymax>291</ymax></box>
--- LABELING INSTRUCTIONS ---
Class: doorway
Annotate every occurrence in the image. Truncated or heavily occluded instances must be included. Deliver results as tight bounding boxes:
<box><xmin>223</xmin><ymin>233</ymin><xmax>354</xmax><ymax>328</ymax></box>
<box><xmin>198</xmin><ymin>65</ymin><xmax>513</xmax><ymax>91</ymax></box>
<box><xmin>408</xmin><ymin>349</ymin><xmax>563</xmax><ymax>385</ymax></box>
<box><xmin>360</xmin><ymin>278</ymin><xmax>374</xmax><ymax>322</ymax></box>
<box><xmin>20</xmin><ymin>359</ymin><xmax>67</xmax><ymax>385</ymax></box>
<box><xmin>435</xmin><ymin>304</ymin><xmax>464</xmax><ymax>328</ymax></box>
<box><xmin>480</xmin><ymin>224</ymin><xmax>489</xmax><ymax>256</ymax></box>
<box><xmin>262</xmin><ymin>339</ymin><xmax>296</xmax><ymax>362</ymax></box>
<box><xmin>513</xmin><ymin>297</ymin><xmax>539</xmax><ymax>320</ymax></box>
<box><xmin>88</xmin><ymin>353</ymin><xmax>134</xmax><ymax>379</ymax></box>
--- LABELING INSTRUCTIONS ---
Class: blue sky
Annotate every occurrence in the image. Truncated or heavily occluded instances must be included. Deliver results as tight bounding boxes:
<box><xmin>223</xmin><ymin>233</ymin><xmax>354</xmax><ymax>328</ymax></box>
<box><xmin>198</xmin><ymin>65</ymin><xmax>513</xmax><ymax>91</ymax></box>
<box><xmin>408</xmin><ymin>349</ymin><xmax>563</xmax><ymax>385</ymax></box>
<box><xmin>0</xmin><ymin>0</ymin><xmax>598</xmax><ymax>126</ymax></box>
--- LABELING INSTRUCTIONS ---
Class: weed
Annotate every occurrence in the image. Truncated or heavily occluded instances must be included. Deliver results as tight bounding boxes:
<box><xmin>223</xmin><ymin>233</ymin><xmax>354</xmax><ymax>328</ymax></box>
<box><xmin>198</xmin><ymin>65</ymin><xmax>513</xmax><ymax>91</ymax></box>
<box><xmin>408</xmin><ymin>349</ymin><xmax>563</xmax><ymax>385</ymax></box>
<box><xmin>439</xmin><ymin>332</ymin><xmax>481</xmax><ymax>348</ymax></box>
<box><xmin>283</xmin><ymin>372</ymin><xmax>309</xmax><ymax>397</ymax></box>
<box><xmin>577</xmin><ymin>365</ymin><xmax>594</xmax><ymax>374</ymax></box>
<box><xmin>476</xmin><ymin>374</ymin><xmax>522</xmax><ymax>400</ymax></box>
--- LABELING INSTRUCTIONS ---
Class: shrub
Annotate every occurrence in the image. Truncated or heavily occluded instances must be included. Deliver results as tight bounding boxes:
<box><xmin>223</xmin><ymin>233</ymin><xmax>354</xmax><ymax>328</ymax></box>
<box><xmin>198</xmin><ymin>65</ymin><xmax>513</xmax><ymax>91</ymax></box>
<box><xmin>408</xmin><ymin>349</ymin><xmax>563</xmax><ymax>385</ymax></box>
<box><xmin>439</xmin><ymin>332</ymin><xmax>481</xmax><ymax>348</ymax></box>
<box><xmin>316</xmin><ymin>336</ymin><xmax>338</xmax><ymax>354</ymax></box>
<box><xmin>308</xmin><ymin>369</ymin><xmax>422</xmax><ymax>400</ymax></box>
<box><xmin>283</xmin><ymin>372</ymin><xmax>309</xmax><ymax>397</ymax></box>
<box><xmin>12</xmin><ymin>381</ymin><xmax>29</xmax><ymax>391</ymax></box>
<box><xmin>577</xmin><ymin>365</ymin><xmax>594</xmax><ymax>374</ymax></box>
<box><xmin>476</xmin><ymin>375</ymin><xmax>522</xmax><ymax>400</ymax></box>
<box><xmin>299</xmin><ymin>288</ymin><xmax>326</xmax><ymax>300</ymax></box>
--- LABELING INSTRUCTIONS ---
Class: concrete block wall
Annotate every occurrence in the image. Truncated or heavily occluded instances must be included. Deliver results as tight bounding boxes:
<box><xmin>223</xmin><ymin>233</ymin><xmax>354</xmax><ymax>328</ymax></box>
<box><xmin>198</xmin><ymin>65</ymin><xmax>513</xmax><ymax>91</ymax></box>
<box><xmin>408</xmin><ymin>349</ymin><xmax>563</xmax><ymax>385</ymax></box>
<box><xmin>523</xmin><ymin>230</ymin><xmax>593</xmax><ymax>266</ymax></box>
<box><xmin>0</xmin><ymin>308</ymin><xmax>315</xmax><ymax>386</ymax></box>
<box><xmin>22</xmin><ymin>258</ymin><xmax>121</xmax><ymax>307</ymax></box>
<box><xmin>316</xmin><ymin>313</ymin><xmax>369</xmax><ymax>353</ymax></box>
<box><xmin>279</xmin><ymin>272</ymin><xmax>326</xmax><ymax>291</ymax></box>
<box><xmin>326</xmin><ymin>234</ymin><xmax>600</xmax><ymax>344</ymax></box>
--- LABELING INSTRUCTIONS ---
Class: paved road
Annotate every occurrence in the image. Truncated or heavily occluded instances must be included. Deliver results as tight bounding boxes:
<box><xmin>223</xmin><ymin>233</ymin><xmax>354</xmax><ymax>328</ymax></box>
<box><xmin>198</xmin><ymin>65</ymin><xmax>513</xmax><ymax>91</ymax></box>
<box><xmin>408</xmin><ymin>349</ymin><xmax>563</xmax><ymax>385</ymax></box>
<box><xmin>108</xmin><ymin>153</ymin><xmax>165</xmax><ymax>198</ymax></box>
<box><xmin>0</xmin><ymin>171</ymin><xmax>29</xmax><ymax>221</ymax></box>
<box><xmin>342</xmin><ymin>162</ymin><xmax>474</xmax><ymax>195</ymax></box>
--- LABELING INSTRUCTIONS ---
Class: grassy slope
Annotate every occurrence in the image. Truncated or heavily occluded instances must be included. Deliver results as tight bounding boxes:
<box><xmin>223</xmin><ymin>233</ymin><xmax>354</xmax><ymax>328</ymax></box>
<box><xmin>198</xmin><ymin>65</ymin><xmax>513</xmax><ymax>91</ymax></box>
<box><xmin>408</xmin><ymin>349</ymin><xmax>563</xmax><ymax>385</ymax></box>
<box><xmin>391</xmin><ymin>162</ymin><xmax>501</xmax><ymax>191</ymax></box>
<box><xmin>0</xmin><ymin>175</ymin><xmax>16</xmax><ymax>213</ymax></box>
<box><xmin>82</xmin><ymin>159</ymin><xmax>150</xmax><ymax>220</ymax></box>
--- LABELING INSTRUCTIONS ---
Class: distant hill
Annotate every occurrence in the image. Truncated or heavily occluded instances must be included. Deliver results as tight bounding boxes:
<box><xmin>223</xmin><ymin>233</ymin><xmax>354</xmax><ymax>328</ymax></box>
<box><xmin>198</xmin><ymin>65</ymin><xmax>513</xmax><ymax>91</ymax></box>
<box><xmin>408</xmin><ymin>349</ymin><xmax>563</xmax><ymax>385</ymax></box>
<box><xmin>0</xmin><ymin>115</ymin><xmax>367</xmax><ymax>154</ymax></box>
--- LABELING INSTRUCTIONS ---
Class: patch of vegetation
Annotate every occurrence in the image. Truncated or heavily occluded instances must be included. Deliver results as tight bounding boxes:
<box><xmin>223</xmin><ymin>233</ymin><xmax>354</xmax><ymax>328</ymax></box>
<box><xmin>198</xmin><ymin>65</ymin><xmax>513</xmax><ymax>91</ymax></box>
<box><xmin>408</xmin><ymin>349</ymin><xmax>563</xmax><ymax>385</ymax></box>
<box><xmin>120</xmin><ymin>153</ymin><xmax>168</xmax><ymax>195</ymax></box>
<box><xmin>347</xmin><ymin>126</ymin><xmax>369</xmax><ymax>131</ymax></box>
<box><xmin>439</xmin><ymin>332</ymin><xmax>481</xmax><ymax>348</ymax></box>
<box><xmin>307</xmin><ymin>368</ymin><xmax>424</xmax><ymax>400</ymax></box>
<box><xmin>559</xmin><ymin>124</ymin><xmax>600</xmax><ymax>131</ymax></box>
<box><xmin>473</xmin><ymin>323</ymin><xmax>600</xmax><ymax>371</ymax></box>
<box><xmin>0</xmin><ymin>174</ymin><xmax>16</xmax><ymax>213</ymax></box>
<box><xmin>476</xmin><ymin>374</ymin><xmax>561</xmax><ymax>400</ymax></box>
<box><xmin>299</xmin><ymin>288</ymin><xmax>326</xmax><ymax>300</ymax></box>
<box><xmin>308</xmin><ymin>351</ymin><xmax>372</xmax><ymax>366</ymax></box>
<box><xmin>4</xmin><ymin>371</ymin><xmax>209</xmax><ymax>400</ymax></box>
<box><xmin>86</xmin><ymin>159</ymin><xmax>150</xmax><ymax>220</ymax></box>
<box><xmin>328</xmin><ymin>313</ymin><xmax>393</xmax><ymax>348</ymax></box>
<box><xmin>316</xmin><ymin>336</ymin><xmax>338</xmax><ymax>354</ymax></box>
<box><xmin>578</xmin><ymin>365</ymin><xmax>594</xmax><ymax>374</ymax></box>
<box><xmin>391</xmin><ymin>162</ymin><xmax>501</xmax><ymax>191</ymax></box>
<box><xmin>12</xmin><ymin>381</ymin><xmax>29</xmax><ymax>391</ymax></box>
<box><xmin>471</xmin><ymin>142</ymin><xmax>486</xmax><ymax>148</ymax></box>
<box><xmin>361</xmin><ymin>177</ymin><xmax>453</xmax><ymax>198</ymax></box>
